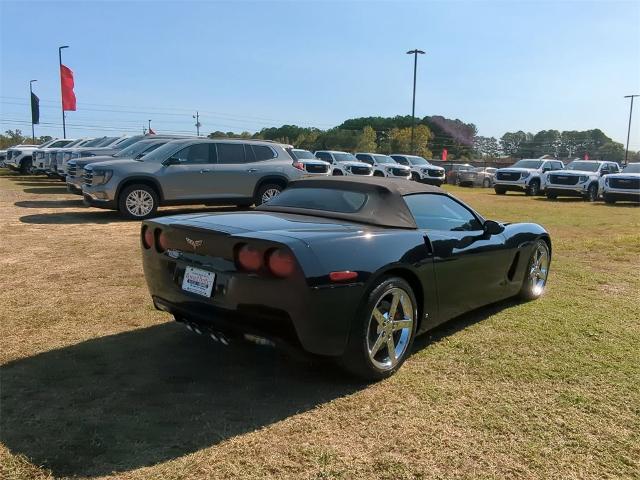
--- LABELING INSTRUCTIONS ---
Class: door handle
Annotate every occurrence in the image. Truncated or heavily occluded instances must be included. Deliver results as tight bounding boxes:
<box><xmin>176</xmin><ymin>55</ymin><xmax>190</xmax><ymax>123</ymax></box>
<box><xmin>246</xmin><ymin>168</ymin><xmax>258</xmax><ymax>173</ymax></box>
<box><xmin>199</xmin><ymin>169</ymin><xmax>211</xmax><ymax>173</ymax></box>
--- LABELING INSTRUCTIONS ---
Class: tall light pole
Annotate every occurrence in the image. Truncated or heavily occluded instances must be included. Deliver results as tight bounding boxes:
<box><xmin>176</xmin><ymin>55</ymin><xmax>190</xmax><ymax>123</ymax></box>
<box><xmin>148</xmin><ymin>119</ymin><xmax>152</xmax><ymax>132</ymax></box>
<box><xmin>193</xmin><ymin>111</ymin><xmax>201</xmax><ymax>136</ymax></box>
<box><xmin>58</xmin><ymin>45</ymin><xmax>69</xmax><ymax>137</ymax></box>
<box><xmin>29</xmin><ymin>79</ymin><xmax>37</xmax><ymax>142</ymax></box>
<box><xmin>406</xmin><ymin>49</ymin><xmax>425</xmax><ymax>154</ymax></box>
<box><xmin>624</xmin><ymin>94</ymin><xmax>639</xmax><ymax>166</ymax></box>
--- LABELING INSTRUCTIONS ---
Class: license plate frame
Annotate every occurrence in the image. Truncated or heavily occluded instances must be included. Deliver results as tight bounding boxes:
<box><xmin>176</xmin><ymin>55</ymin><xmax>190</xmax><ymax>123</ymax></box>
<box><xmin>181</xmin><ymin>266</ymin><xmax>216</xmax><ymax>298</ymax></box>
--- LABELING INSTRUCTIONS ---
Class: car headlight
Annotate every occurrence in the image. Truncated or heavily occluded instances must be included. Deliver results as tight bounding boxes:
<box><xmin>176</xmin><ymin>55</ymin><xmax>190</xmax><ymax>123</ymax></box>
<box><xmin>520</xmin><ymin>172</ymin><xmax>530</xmax><ymax>179</ymax></box>
<box><xmin>92</xmin><ymin>169</ymin><xmax>113</xmax><ymax>186</ymax></box>
<box><xmin>579</xmin><ymin>175</ymin><xmax>588</xmax><ymax>183</ymax></box>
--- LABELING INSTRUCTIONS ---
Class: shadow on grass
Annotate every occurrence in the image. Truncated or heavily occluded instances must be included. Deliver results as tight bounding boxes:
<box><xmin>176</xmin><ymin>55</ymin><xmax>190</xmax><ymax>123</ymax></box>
<box><xmin>15</xmin><ymin>199</ymin><xmax>86</xmax><ymax>209</ymax></box>
<box><xmin>16</xmin><ymin>181</ymin><xmax>66</xmax><ymax>187</ymax></box>
<box><xmin>19</xmin><ymin>206</ymin><xmax>251</xmax><ymax>225</ymax></box>
<box><xmin>23</xmin><ymin>186</ymin><xmax>70</xmax><ymax>195</ymax></box>
<box><xmin>0</xmin><ymin>322</ymin><xmax>362</xmax><ymax>477</ymax></box>
<box><xmin>532</xmin><ymin>197</ymin><xmax>639</xmax><ymax>207</ymax></box>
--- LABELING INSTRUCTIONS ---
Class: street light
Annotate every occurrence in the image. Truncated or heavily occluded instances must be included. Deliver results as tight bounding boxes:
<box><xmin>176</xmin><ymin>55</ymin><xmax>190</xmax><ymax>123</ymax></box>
<box><xmin>624</xmin><ymin>94</ymin><xmax>639</xmax><ymax>166</ymax></box>
<box><xmin>193</xmin><ymin>111</ymin><xmax>201</xmax><ymax>136</ymax></box>
<box><xmin>58</xmin><ymin>45</ymin><xmax>69</xmax><ymax>137</ymax></box>
<box><xmin>406</xmin><ymin>49</ymin><xmax>425</xmax><ymax>155</ymax></box>
<box><xmin>29</xmin><ymin>79</ymin><xmax>37</xmax><ymax>142</ymax></box>
<box><xmin>148</xmin><ymin>119</ymin><xmax>152</xmax><ymax>133</ymax></box>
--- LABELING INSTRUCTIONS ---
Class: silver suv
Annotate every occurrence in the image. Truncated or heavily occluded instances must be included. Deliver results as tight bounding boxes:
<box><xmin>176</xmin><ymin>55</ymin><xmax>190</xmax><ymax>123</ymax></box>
<box><xmin>82</xmin><ymin>138</ymin><xmax>304</xmax><ymax>219</ymax></box>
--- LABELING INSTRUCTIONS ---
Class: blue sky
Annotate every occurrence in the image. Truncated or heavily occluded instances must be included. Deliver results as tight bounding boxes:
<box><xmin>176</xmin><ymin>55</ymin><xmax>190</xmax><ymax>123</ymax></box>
<box><xmin>1</xmin><ymin>0</ymin><xmax>639</xmax><ymax>148</ymax></box>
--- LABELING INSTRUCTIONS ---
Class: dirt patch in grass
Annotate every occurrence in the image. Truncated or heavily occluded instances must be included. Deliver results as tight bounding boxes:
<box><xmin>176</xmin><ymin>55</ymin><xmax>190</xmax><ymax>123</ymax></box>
<box><xmin>1</xmin><ymin>174</ymin><xmax>639</xmax><ymax>479</ymax></box>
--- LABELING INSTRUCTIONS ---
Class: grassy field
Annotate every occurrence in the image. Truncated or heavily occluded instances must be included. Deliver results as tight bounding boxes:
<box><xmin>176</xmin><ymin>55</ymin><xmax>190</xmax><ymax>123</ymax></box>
<box><xmin>0</xmin><ymin>170</ymin><xmax>638</xmax><ymax>480</ymax></box>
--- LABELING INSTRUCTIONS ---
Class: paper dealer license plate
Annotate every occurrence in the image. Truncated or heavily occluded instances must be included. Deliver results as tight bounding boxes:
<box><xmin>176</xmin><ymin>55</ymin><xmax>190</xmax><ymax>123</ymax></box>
<box><xmin>182</xmin><ymin>266</ymin><xmax>215</xmax><ymax>297</ymax></box>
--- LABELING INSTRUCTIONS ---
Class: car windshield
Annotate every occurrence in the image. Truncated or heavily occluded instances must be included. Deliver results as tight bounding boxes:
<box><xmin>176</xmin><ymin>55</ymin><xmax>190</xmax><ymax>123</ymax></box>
<box><xmin>512</xmin><ymin>160</ymin><xmax>544</xmax><ymax>169</ymax></box>
<box><xmin>60</xmin><ymin>139</ymin><xmax>83</xmax><ymax>148</ymax></box>
<box><xmin>334</xmin><ymin>153</ymin><xmax>358</xmax><ymax>162</ymax></box>
<box><xmin>622</xmin><ymin>163</ymin><xmax>640</xmax><ymax>173</ymax></box>
<box><xmin>373</xmin><ymin>155</ymin><xmax>396</xmax><ymax>164</ymax></box>
<box><xmin>262</xmin><ymin>187</ymin><xmax>368</xmax><ymax>212</ymax></box>
<box><xmin>115</xmin><ymin>141</ymin><xmax>166</xmax><ymax>158</ymax></box>
<box><xmin>94</xmin><ymin>137</ymin><xmax>120</xmax><ymax>147</ymax></box>
<box><xmin>566</xmin><ymin>161</ymin><xmax>600</xmax><ymax>172</ymax></box>
<box><xmin>136</xmin><ymin>141</ymin><xmax>183</xmax><ymax>162</ymax></box>
<box><xmin>112</xmin><ymin>136</ymin><xmax>143</xmax><ymax>150</ymax></box>
<box><xmin>292</xmin><ymin>150</ymin><xmax>316</xmax><ymax>160</ymax></box>
<box><xmin>408</xmin><ymin>156</ymin><xmax>429</xmax><ymax>165</ymax></box>
<box><xmin>81</xmin><ymin>138</ymin><xmax>106</xmax><ymax>147</ymax></box>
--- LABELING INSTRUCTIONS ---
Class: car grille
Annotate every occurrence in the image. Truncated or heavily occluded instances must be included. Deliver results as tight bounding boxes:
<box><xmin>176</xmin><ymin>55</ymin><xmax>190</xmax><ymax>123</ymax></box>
<box><xmin>496</xmin><ymin>171</ymin><xmax>520</xmax><ymax>181</ymax></box>
<box><xmin>610</xmin><ymin>178</ymin><xmax>640</xmax><ymax>189</ymax></box>
<box><xmin>67</xmin><ymin>163</ymin><xmax>77</xmax><ymax>177</ymax></box>
<box><xmin>391</xmin><ymin>168</ymin><xmax>410</xmax><ymax>176</ymax></box>
<box><xmin>549</xmin><ymin>174</ymin><xmax>579</xmax><ymax>185</ymax></box>
<box><xmin>427</xmin><ymin>169</ymin><xmax>444</xmax><ymax>177</ymax></box>
<box><xmin>305</xmin><ymin>163</ymin><xmax>329</xmax><ymax>174</ymax></box>
<box><xmin>350</xmin><ymin>166</ymin><xmax>372</xmax><ymax>175</ymax></box>
<box><xmin>83</xmin><ymin>169</ymin><xmax>93</xmax><ymax>186</ymax></box>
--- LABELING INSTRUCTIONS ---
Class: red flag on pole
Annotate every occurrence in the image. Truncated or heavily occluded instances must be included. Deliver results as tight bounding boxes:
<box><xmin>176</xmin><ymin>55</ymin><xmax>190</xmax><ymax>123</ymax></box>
<box><xmin>442</xmin><ymin>148</ymin><xmax>448</xmax><ymax>161</ymax></box>
<box><xmin>583</xmin><ymin>153</ymin><xmax>589</xmax><ymax>160</ymax></box>
<box><xmin>60</xmin><ymin>65</ymin><xmax>76</xmax><ymax>111</ymax></box>
<box><xmin>148</xmin><ymin>127</ymin><xmax>156</xmax><ymax>135</ymax></box>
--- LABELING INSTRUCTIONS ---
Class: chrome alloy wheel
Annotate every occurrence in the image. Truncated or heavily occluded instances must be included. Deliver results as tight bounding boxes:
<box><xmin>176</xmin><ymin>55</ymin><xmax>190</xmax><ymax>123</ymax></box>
<box><xmin>125</xmin><ymin>189</ymin><xmax>155</xmax><ymax>217</ymax></box>
<box><xmin>261</xmin><ymin>188</ymin><xmax>281</xmax><ymax>203</ymax></box>
<box><xmin>366</xmin><ymin>287</ymin><xmax>414</xmax><ymax>370</ymax></box>
<box><xmin>527</xmin><ymin>242</ymin><xmax>550</xmax><ymax>296</ymax></box>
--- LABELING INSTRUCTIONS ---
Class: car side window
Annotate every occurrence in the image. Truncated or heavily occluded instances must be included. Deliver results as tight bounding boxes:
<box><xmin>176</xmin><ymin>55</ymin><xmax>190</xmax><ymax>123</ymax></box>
<box><xmin>393</xmin><ymin>156</ymin><xmax>409</xmax><ymax>166</ymax></box>
<box><xmin>172</xmin><ymin>143</ymin><xmax>212</xmax><ymax>164</ymax></box>
<box><xmin>217</xmin><ymin>143</ymin><xmax>246</xmax><ymax>164</ymax></box>
<box><xmin>252</xmin><ymin>145</ymin><xmax>276</xmax><ymax>162</ymax></box>
<box><xmin>356</xmin><ymin>154</ymin><xmax>373</xmax><ymax>165</ymax></box>
<box><xmin>404</xmin><ymin>194</ymin><xmax>483</xmax><ymax>232</ymax></box>
<box><xmin>609</xmin><ymin>163</ymin><xmax>620</xmax><ymax>173</ymax></box>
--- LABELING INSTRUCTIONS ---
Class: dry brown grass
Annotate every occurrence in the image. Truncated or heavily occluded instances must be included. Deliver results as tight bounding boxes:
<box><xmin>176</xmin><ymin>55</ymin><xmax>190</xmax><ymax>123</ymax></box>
<box><xmin>1</xmin><ymin>171</ymin><xmax>639</xmax><ymax>480</ymax></box>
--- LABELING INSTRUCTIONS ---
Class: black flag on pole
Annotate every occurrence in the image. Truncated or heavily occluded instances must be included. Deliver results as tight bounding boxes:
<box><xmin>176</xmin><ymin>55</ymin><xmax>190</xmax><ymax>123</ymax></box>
<box><xmin>31</xmin><ymin>92</ymin><xmax>40</xmax><ymax>124</ymax></box>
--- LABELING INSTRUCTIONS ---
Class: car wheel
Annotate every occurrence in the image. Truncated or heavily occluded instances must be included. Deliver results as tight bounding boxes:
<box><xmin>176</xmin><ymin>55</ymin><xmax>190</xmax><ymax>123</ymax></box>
<box><xmin>118</xmin><ymin>184</ymin><xmax>159</xmax><ymax>220</ymax></box>
<box><xmin>518</xmin><ymin>240</ymin><xmax>550</xmax><ymax>301</ymax></box>
<box><xmin>332</xmin><ymin>170</ymin><xmax>343</xmax><ymax>176</ymax></box>
<box><xmin>546</xmin><ymin>192</ymin><xmax>557</xmax><ymax>200</ymax></box>
<box><xmin>373</xmin><ymin>171</ymin><xmax>384</xmax><ymax>177</ymax></box>
<box><xmin>19</xmin><ymin>159</ymin><xmax>32</xmax><ymax>175</ymax></box>
<box><xmin>411</xmin><ymin>172</ymin><xmax>420</xmax><ymax>182</ymax></box>
<box><xmin>255</xmin><ymin>183</ymin><xmax>283</xmax><ymax>206</ymax></box>
<box><xmin>341</xmin><ymin>276</ymin><xmax>417</xmax><ymax>380</ymax></box>
<box><xmin>494</xmin><ymin>187</ymin><xmax>506</xmax><ymax>195</ymax></box>
<box><xmin>525</xmin><ymin>179</ymin><xmax>540</xmax><ymax>196</ymax></box>
<box><xmin>483</xmin><ymin>178</ymin><xmax>491</xmax><ymax>188</ymax></box>
<box><xmin>603</xmin><ymin>193</ymin><xmax>616</xmax><ymax>204</ymax></box>
<box><xmin>585</xmin><ymin>183</ymin><xmax>598</xmax><ymax>202</ymax></box>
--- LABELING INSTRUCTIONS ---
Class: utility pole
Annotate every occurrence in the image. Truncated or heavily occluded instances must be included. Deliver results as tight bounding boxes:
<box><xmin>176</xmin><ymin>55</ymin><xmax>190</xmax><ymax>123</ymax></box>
<box><xmin>406</xmin><ymin>49</ymin><xmax>425</xmax><ymax>155</ymax></box>
<box><xmin>59</xmin><ymin>45</ymin><xmax>69</xmax><ymax>137</ymax></box>
<box><xmin>148</xmin><ymin>119</ymin><xmax>152</xmax><ymax>132</ymax></box>
<box><xmin>29</xmin><ymin>79</ymin><xmax>37</xmax><ymax>142</ymax></box>
<box><xmin>624</xmin><ymin>94</ymin><xmax>639</xmax><ymax>166</ymax></box>
<box><xmin>193</xmin><ymin>111</ymin><xmax>201</xmax><ymax>136</ymax></box>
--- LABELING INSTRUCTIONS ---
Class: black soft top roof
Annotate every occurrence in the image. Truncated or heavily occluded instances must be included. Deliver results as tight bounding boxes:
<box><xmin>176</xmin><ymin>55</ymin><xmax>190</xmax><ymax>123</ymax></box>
<box><xmin>257</xmin><ymin>177</ymin><xmax>447</xmax><ymax>229</ymax></box>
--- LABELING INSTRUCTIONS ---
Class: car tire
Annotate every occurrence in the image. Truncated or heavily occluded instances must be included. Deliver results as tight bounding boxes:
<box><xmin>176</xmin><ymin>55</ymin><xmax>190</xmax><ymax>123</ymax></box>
<box><xmin>373</xmin><ymin>171</ymin><xmax>384</xmax><ymax>177</ymax></box>
<box><xmin>332</xmin><ymin>170</ymin><xmax>343</xmax><ymax>176</ymax></box>
<box><xmin>118</xmin><ymin>184</ymin><xmax>159</xmax><ymax>220</ymax></box>
<box><xmin>525</xmin><ymin>179</ymin><xmax>540</xmax><ymax>196</ymax></box>
<box><xmin>585</xmin><ymin>183</ymin><xmax>598</xmax><ymax>202</ymax></box>
<box><xmin>546</xmin><ymin>192</ymin><xmax>557</xmax><ymax>200</ymax></box>
<box><xmin>411</xmin><ymin>172</ymin><xmax>420</xmax><ymax>182</ymax></box>
<box><xmin>494</xmin><ymin>187</ymin><xmax>506</xmax><ymax>195</ymax></box>
<box><xmin>483</xmin><ymin>178</ymin><xmax>491</xmax><ymax>188</ymax></box>
<box><xmin>19</xmin><ymin>159</ymin><xmax>32</xmax><ymax>175</ymax></box>
<box><xmin>603</xmin><ymin>193</ymin><xmax>616</xmax><ymax>204</ymax></box>
<box><xmin>340</xmin><ymin>276</ymin><xmax>417</xmax><ymax>381</ymax></box>
<box><xmin>518</xmin><ymin>240</ymin><xmax>550</xmax><ymax>301</ymax></box>
<box><xmin>255</xmin><ymin>183</ymin><xmax>283</xmax><ymax>206</ymax></box>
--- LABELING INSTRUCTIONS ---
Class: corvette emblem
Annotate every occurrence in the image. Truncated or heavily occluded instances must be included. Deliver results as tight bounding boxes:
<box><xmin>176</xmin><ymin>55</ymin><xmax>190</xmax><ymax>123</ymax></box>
<box><xmin>185</xmin><ymin>237</ymin><xmax>203</xmax><ymax>249</ymax></box>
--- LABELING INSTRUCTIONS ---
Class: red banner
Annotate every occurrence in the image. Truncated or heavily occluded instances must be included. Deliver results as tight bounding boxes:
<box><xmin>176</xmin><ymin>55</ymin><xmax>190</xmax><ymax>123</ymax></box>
<box><xmin>442</xmin><ymin>148</ymin><xmax>448</xmax><ymax>161</ymax></box>
<box><xmin>584</xmin><ymin>153</ymin><xmax>589</xmax><ymax>160</ymax></box>
<box><xmin>60</xmin><ymin>65</ymin><xmax>77</xmax><ymax>111</ymax></box>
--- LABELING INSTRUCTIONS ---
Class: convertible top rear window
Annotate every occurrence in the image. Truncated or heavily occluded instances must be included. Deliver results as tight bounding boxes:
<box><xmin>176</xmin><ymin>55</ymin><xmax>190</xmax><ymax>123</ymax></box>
<box><xmin>264</xmin><ymin>187</ymin><xmax>367</xmax><ymax>213</ymax></box>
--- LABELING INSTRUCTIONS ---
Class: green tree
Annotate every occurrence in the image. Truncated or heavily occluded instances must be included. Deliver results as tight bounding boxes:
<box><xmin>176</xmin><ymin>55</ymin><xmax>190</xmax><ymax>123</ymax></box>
<box><xmin>388</xmin><ymin>125</ymin><xmax>432</xmax><ymax>157</ymax></box>
<box><xmin>355</xmin><ymin>126</ymin><xmax>377</xmax><ymax>152</ymax></box>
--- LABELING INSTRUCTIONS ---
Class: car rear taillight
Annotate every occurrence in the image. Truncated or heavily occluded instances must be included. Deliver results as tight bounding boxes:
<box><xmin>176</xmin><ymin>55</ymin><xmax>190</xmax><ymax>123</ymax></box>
<box><xmin>292</xmin><ymin>161</ymin><xmax>304</xmax><ymax>171</ymax></box>
<box><xmin>156</xmin><ymin>230</ymin><xmax>169</xmax><ymax>253</ymax></box>
<box><xmin>236</xmin><ymin>244</ymin><xmax>263</xmax><ymax>272</ymax></box>
<box><xmin>141</xmin><ymin>225</ymin><xmax>153</xmax><ymax>249</ymax></box>
<box><xmin>266</xmin><ymin>248</ymin><xmax>295</xmax><ymax>277</ymax></box>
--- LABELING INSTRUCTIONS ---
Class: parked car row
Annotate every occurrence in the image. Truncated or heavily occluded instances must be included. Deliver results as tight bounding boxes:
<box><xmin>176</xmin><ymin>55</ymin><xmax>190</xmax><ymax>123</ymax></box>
<box><xmin>492</xmin><ymin>158</ymin><xmax>639</xmax><ymax>203</ymax></box>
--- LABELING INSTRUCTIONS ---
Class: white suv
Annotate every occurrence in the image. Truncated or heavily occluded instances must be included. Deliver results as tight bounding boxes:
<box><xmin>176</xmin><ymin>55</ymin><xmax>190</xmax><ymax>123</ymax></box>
<box><xmin>602</xmin><ymin>162</ymin><xmax>640</xmax><ymax>204</ymax></box>
<box><xmin>494</xmin><ymin>159</ymin><xmax>564</xmax><ymax>196</ymax></box>
<box><xmin>545</xmin><ymin>160</ymin><xmax>620</xmax><ymax>201</ymax></box>
<box><xmin>314</xmin><ymin>150</ymin><xmax>373</xmax><ymax>176</ymax></box>
<box><xmin>390</xmin><ymin>154</ymin><xmax>445</xmax><ymax>185</ymax></box>
<box><xmin>354</xmin><ymin>153</ymin><xmax>411</xmax><ymax>179</ymax></box>
<box><xmin>5</xmin><ymin>139</ymin><xmax>68</xmax><ymax>173</ymax></box>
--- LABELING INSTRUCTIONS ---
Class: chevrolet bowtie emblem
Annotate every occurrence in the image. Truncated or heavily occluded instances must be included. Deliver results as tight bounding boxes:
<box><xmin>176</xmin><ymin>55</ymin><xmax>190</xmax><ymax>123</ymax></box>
<box><xmin>185</xmin><ymin>237</ymin><xmax>203</xmax><ymax>249</ymax></box>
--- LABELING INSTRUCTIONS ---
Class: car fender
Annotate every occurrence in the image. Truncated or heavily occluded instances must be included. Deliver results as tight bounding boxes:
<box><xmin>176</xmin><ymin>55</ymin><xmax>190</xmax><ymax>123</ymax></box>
<box><xmin>116</xmin><ymin>176</ymin><xmax>166</xmax><ymax>202</ymax></box>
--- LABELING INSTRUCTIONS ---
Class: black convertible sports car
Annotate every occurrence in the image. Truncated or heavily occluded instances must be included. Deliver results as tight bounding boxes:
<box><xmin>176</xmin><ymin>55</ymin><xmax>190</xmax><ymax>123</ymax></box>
<box><xmin>141</xmin><ymin>177</ymin><xmax>551</xmax><ymax>379</ymax></box>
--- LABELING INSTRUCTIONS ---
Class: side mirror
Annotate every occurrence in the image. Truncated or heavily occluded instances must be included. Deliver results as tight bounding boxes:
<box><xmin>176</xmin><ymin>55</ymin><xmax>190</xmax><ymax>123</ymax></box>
<box><xmin>163</xmin><ymin>157</ymin><xmax>180</xmax><ymax>166</ymax></box>
<box><xmin>484</xmin><ymin>220</ymin><xmax>504</xmax><ymax>235</ymax></box>
<box><xmin>542</xmin><ymin>167</ymin><xmax>550</xmax><ymax>173</ymax></box>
